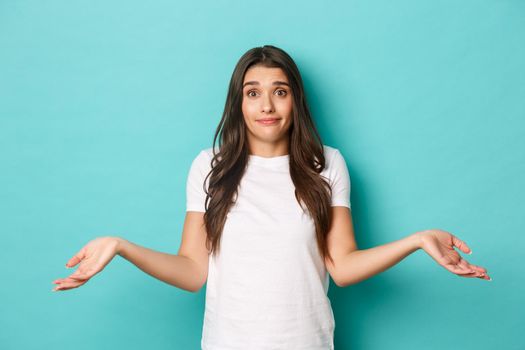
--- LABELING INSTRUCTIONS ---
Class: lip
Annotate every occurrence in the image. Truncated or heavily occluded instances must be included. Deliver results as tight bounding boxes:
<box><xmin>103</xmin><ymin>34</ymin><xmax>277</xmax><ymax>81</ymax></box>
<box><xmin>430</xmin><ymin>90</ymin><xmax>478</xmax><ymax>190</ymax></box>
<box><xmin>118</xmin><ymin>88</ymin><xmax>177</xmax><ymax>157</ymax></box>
<box><xmin>256</xmin><ymin>118</ymin><xmax>281</xmax><ymax>122</ymax></box>
<box><xmin>256</xmin><ymin>118</ymin><xmax>281</xmax><ymax>126</ymax></box>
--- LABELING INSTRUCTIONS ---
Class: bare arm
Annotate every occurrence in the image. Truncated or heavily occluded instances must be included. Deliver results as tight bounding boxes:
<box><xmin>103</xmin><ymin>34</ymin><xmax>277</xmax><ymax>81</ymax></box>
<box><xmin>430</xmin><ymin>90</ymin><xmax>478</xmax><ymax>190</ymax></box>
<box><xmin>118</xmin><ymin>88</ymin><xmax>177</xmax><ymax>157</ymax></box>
<box><xmin>115</xmin><ymin>238</ymin><xmax>204</xmax><ymax>292</ymax></box>
<box><xmin>116</xmin><ymin>211</ymin><xmax>209</xmax><ymax>292</ymax></box>
<box><xmin>53</xmin><ymin>212</ymin><xmax>209</xmax><ymax>293</ymax></box>
<box><xmin>333</xmin><ymin>234</ymin><xmax>420</xmax><ymax>286</ymax></box>
<box><xmin>325</xmin><ymin>207</ymin><xmax>490</xmax><ymax>287</ymax></box>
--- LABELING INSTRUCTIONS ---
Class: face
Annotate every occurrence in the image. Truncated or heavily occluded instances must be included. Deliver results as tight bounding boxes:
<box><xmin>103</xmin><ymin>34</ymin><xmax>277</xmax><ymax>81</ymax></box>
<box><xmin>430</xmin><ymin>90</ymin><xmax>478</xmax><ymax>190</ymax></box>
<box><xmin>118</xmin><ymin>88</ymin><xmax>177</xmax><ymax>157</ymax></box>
<box><xmin>241</xmin><ymin>65</ymin><xmax>293</xmax><ymax>150</ymax></box>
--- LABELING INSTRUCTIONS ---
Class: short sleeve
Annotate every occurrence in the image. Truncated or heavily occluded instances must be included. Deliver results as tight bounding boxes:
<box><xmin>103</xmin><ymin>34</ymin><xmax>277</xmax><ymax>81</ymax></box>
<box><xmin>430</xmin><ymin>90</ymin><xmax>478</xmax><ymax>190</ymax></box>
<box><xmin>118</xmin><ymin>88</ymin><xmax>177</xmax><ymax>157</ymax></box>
<box><xmin>186</xmin><ymin>150</ymin><xmax>211</xmax><ymax>212</ymax></box>
<box><xmin>328</xmin><ymin>149</ymin><xmax>351</xmax><ymax>208</ymax></box>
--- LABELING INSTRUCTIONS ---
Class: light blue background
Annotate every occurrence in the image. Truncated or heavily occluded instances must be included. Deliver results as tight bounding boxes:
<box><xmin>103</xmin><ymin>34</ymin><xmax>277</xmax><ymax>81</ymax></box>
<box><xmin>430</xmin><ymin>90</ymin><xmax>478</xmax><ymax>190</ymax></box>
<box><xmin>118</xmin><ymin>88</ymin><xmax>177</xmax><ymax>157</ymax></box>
<box><xmin>1</xmin><ymin>1</ymin><xmax>523</xmax><ymax>349</ymax></box>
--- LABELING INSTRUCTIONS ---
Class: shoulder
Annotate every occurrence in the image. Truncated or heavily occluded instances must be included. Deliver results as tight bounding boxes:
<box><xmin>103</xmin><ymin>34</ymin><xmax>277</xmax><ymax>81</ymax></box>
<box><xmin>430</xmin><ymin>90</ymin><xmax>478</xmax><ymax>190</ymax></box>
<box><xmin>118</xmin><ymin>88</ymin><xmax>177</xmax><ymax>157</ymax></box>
<box><xmin>192</xmin><ymin>147</ymin><xmax>216</xmax><ymax>163</ymax></box>
<box><xmin>322</xmin><ymin>144</ymin><xmax>339</xmax><ymax>159</ymax></box>
<box><xmin>320</xmin><ymin>144</ymin><xmax>349</xmax><ymax>177</ymax></box>
<box><xmin>187</xmin><ymin>148</ymin><xmax>215</xmax><ymax>178</ymax></box>
<box><xmin>201</xmin><ymin>147</ymin><xmax>216</xmax><ymax>158</ymax></box>
<box><xmin>322</xmin><ymin>144</ymin><xmax>344</xmax><ymax>166</ymax></box>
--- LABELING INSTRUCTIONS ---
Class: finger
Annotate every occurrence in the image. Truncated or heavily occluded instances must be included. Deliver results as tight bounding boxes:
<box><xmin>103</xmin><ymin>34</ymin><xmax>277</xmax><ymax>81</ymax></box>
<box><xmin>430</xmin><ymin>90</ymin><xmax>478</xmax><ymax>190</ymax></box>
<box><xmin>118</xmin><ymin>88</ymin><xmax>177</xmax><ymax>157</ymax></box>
<box><xmin>443</xmin><ymin>263</ymin><xmax>473</xmax><ymax>275</ymax></box>
<box><xmin>457</xmin><ymin>258</ymin><xmax>473</xmax><ymax>272</ymax></box>
<box><xmin>459</xmin><ymin>272</ymin><xmax>480</xmax><ymax>278</ymax></box>
<box><xmin>467</xmin><ymin>263</ymin><xmax>487</xmax><ymax>274</ymax></box>
<box><xmin>470</xmin><ymin>267</ymin><xmax>491</xmax><ymax>280</ymax></box>
<box><xmin>68</xmin><ymin>270</ymin><xmax>91</xmax><ymax>281</ymax></box>
<box><xmin>53</xmin><ymin>283</ymin><xmax>80</xmax><ymax>291</ymax></box>
<box><xmin>452</xmin><ymin>235</ymin><xmax>472</xmax><ymax>255</ymax></box>
<box><xmin>59</xmin><ymin>267</ymin><xmax>93</xmax><ymax>281</ymax></box>
<box><xmin>445</xmin><ymin>257</ymin><xmax>474</xmax><ymax>275</ymax></box>
<box><xmin>66</xmin><ymin>247</ymin><xmax>87</xmax><ymax>268</ymax></box>
<box><xmin>53</xmin><ymin>279</ymin><xmax>87</xmax><ymax>291</ymax></box>
<box><xmin>452</xmin><ymin>263</ymin><xmax>490</xmax><ymax>280</ymax></box>
<box><xmin>460</xmin><ymin>271</ymin><xmax>491</xmax><ymax>280</ymax></box>
<box><xmin>54</xmin><ymin>276</ymin><xmax>87</xmax><ymax>285</ymax></box>
<box><xmin>458</xmin><ymin>258</ymin><xmax>488</xmax><ymax>275</ymax></box>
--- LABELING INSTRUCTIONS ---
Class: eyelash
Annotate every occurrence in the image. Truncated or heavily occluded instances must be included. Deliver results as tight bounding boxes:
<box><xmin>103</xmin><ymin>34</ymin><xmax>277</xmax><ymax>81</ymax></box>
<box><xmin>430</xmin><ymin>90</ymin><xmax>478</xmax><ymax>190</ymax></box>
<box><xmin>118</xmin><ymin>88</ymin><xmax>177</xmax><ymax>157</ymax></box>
<box><xmin>246</xmin><ymin>89</ymin><xmax>288</xmax><ymax>97</ymax></box>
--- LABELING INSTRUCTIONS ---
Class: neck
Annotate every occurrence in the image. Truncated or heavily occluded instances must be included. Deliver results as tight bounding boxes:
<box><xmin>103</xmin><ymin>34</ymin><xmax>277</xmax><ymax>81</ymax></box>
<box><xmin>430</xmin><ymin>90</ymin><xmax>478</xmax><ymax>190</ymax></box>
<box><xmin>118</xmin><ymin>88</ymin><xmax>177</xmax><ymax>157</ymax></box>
<box><xmin>247</xmin><ymin>139</ymin><xmax>289</xmax><ymax>158</ymax></box>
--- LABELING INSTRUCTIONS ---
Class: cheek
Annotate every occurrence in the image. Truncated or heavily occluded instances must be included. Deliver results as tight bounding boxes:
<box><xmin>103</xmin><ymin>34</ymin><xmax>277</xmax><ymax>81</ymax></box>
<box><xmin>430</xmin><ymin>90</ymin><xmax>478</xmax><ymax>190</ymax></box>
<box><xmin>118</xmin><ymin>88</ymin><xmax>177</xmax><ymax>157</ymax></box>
<box><xmin>242</xmin><ymin>100</ymin><xmax>258</xmax><ymax>117</ymax></box>
<box><xmin>279</xmin><ymin>99</ymin><xmax>293</xmax><ymax>116</ymax></box>
<box><xmin>241</xmin><ymin>101</ymin><xmax>248</xmax><ymax>118</ymax></box>
<box><xmin>241</xmin><ymin>103</ymin><xmax>253</xmax><ymax>125</ymax></box>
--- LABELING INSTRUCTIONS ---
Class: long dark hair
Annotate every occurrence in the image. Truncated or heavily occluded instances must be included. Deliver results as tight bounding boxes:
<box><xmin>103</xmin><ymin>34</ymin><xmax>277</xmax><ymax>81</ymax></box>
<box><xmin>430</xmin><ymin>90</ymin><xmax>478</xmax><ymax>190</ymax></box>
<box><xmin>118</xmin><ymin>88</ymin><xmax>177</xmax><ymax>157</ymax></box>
<box><xmin>203</xmin><ymin>45</ymin><xmax>335</xmax><ymax>265</ymax></box>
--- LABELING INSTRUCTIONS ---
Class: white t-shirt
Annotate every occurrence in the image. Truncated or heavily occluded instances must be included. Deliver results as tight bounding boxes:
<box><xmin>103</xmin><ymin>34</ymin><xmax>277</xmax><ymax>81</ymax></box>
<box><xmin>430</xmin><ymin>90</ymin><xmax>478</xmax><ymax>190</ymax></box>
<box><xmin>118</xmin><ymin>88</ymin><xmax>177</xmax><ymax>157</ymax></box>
<box><xmin>186</xmin><ymin>145</ymin><xmax>351</xmax><ymax>350</ymax></box>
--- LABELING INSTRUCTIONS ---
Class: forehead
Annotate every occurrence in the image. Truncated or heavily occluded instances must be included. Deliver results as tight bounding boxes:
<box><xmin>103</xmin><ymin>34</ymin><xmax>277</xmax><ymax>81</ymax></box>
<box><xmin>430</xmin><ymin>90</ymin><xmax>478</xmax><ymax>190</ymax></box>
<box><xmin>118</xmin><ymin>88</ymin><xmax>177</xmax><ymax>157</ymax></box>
<box><xmin>243</xmin><ymin>65</ymin><xmax>288</xmax><ymax>84</ymax></box>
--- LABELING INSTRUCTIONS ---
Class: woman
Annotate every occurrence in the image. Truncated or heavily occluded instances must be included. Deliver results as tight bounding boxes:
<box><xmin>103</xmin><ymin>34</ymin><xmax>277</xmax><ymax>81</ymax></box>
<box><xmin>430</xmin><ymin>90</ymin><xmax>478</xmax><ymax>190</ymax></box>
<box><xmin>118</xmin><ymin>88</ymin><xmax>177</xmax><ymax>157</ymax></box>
<box><xmin>52</xmin><ymin>45</ymin><xmax>491</xmax><ymax>349</ymax></box>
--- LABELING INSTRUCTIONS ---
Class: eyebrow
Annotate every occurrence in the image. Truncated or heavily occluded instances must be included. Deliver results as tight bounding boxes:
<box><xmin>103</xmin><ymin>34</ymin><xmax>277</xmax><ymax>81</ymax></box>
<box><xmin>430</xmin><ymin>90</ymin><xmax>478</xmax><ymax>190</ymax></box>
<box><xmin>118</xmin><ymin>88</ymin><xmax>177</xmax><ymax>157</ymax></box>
<box><xmin>242</xmin><ymin>80</ymin><xmax>290</xmax><ymax>88</ymax></box>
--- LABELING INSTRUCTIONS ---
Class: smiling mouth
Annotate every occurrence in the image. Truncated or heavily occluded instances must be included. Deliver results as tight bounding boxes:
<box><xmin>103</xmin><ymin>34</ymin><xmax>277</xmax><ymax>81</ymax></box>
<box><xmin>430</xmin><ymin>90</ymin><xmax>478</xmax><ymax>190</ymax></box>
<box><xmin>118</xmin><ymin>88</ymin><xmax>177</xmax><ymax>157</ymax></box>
<box><xmin>256</xmin><ymin>118</ymin><xmax>281</xmax><ymax>125</ymax></box>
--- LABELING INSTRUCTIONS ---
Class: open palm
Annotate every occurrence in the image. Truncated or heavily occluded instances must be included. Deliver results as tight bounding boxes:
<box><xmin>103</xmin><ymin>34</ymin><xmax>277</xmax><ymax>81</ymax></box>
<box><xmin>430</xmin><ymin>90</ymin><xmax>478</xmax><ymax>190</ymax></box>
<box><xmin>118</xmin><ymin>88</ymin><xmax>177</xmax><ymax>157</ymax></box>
<box><xmin>52</xmin><ymin>237</ymin><xmax>120</xmax><ymax>291</ymax></box>
<box><xmin>417</xmin><ymin>229</ymin><xmax>491</xmax><ymax>280</ymax></box>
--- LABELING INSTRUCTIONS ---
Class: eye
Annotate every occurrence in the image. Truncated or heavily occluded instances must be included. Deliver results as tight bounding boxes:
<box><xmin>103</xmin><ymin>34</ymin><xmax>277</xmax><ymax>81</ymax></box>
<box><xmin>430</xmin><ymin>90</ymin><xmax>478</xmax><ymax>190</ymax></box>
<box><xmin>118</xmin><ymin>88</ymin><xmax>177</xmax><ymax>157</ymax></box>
<box><xmin>276</xmin><ymin>89</ymin><xmax>288</xmax><ymax>96</ymax></box>
<box><xmin>246</xmin><ymin>90</ymin><xmax>257</xmax><ymax>97</ymax></box>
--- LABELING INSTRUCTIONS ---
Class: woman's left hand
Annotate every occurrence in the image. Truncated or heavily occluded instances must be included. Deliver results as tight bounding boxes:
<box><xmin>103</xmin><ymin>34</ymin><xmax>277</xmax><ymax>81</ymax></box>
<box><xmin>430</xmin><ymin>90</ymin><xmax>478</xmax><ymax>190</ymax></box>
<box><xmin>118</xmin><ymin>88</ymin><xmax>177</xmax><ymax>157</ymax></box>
<box><xmin>415</xmin><ymin>229</ymin><xmax>491</xmax><ymax>281</ymax></box>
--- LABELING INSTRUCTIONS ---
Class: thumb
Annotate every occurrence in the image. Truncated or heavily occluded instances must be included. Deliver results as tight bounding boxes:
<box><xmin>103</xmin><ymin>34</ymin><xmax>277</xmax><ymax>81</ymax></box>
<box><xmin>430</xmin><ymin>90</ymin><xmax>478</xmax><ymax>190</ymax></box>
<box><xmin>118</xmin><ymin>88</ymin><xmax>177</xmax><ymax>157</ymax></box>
<box><xmin>452</xmin><ymin>235</ymin><xmax>472</xmax><ymax>255</ymax></box>
<box><xmin>65</xmin><ymin>247</ymin><xmax>86</xmax><ymax>268</ymax></box>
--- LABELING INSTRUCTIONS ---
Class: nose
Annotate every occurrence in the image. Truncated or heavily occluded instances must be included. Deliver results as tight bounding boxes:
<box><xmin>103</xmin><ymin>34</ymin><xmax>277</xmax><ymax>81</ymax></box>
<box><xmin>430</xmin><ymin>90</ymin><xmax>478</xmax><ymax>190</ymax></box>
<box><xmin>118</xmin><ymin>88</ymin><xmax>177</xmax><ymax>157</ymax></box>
<box><xmin>261</xmin><ymin>92</ymin><xmax>274</xmax><ymax>113</ymax></box>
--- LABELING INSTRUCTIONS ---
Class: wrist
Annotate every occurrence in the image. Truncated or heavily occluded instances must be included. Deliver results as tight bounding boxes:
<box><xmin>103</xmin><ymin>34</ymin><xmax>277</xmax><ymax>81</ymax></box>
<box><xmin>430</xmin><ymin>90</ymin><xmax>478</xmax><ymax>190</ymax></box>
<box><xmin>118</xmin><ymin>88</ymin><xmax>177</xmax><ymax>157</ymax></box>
<box><xmin>112</xmin><ymin>236</ymin><xmax>127</xmax><ymax>256</ymax></box>
<box><xmin>409</xmin><ymin>231</ymin><xmax>424</xmax><ymax>250</ymax></box>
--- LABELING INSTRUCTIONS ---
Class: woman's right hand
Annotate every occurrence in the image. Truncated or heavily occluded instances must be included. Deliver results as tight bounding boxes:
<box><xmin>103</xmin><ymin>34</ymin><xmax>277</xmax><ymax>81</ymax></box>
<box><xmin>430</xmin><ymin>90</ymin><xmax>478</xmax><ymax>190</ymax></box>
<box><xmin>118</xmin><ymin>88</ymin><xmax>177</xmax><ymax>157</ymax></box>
<box><xmin>52</xmin><ymin>236</ymin><xmax>122</xmax><ymax>292</ymax></box>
